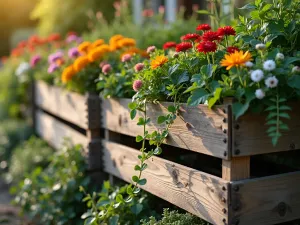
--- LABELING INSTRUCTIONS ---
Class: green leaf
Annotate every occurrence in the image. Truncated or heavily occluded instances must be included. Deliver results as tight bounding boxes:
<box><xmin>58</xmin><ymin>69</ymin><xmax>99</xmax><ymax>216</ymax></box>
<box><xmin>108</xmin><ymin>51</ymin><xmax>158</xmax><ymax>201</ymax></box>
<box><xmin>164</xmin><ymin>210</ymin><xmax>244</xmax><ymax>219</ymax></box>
<box><xmin>280</xmin><ymin>124</ymin><xmax>289</xmax><ymax>130</ymax></box>
<box><xmin>266</xmin><ymin>112</ymin><xmax>277</xmax><ymax>120</ymax></box>
<box><xmin>81</xmin><ymin>211</ymin><xmax>93</xmax><ymax>219</ymax></box>
<box><xmin>131</xmin><ymin>203</ymin><xmax>143</xmax><ymax>215</ymax></box>
<box><xmin>200</xmin><ymin>64</ymin><xmax>217</xmax><ymax>78</ymax></box>
<box><xmin>84</xmin><ymin>217</ymin><xmax>96</xmax><ymax>225</ymax></box>
<box><xmin>134</xmin><ymin>165</ymin><xmax>141</xmax><ymax>171</ymax></box>
<box><xmin>116</xmin><ymin>194</ymin><xmax>124</xmax><ymax>203</ymax></box>
<box><xmin>138</xmin><ymin>178</ymin><xmax>147</xmax><ymax>185</ymax></box>
<box><xmin>279</xmin><ymin>105</ymin><xmax>292</xmax><ymax>111</ymax></box>
<box><xmin>279</xmin><ymin>113</ymin><xmax>290</xmax><ymax>119</ymax></box>
<box><xmin>128</xmin><ymin>102</ymin><xmax>137</xmax><ymax>110</ymax></box>
<box><xmin>109</xmin><ymin>215</ymin><xmax>119</xmax><ymax>225</ymax></box>
<box><xmin>130</xmin><ymin>109</ymin><xmax>137</xmax><ymax>120</ymax></box>
<box><xmin>208</xmin><ymin>88</ymin><xmax>222</xmax><ymax>109</ymax></box>
<box><xmin>284</xmin><ymin>57</ymin><xmax>300</xmax><ymax>67</ymax></box>
<box><xmin>267</xmin><ymin>126</ymin><xmax>277</xmax><ymax>133</ymax></box>
<box><xmin>167</xmin><ymin>105</ymin><xmax>176</xmax><ymax>113</ymax></box>
<box><xmin>141</xmin><ymin>163</ymin><xmax>148</xmax><ymax>171</ymax></box>
<box><xmin>197</xmin><ymin>9</ymin><xmax>214</xmax><ymax>16</ymax></box>
<box><xmin>233</xmin><ymin>102</ymin><xmax>249</xmax><ymax>119</ymax></box>
<box><xmin>288</xmin><ymin>76</ymin><xmax>300</xmax><ymax>89</ymax></box>
<box><xmin>126</xmin><ymin>185</ymin><xmax>133</xmax><ymax>195</ymax></box>
<box><xmin>157</xmin><ymin>116</ymin><xmax>167</xmax><ymax>124</ymax></box>
<box><xmin>154</xmin><ymin>147</ymin><xmax>162</xmax><ymax>155</ymax></box>
<box><xmin>187</xmin><ymin>88</ymin><xmax>209</xmax><ymax>106</ymax></box>
<box><xmin>136</xmin><ymin>135</ymin><xmax>144</xmax><ymax>142</ymax></box>
<box><xmin>132</xmin><ymin>176</ymin><xmax>139</xmax><ymax>183</ymax></box>
<box><xmin>265</xmin><ymin>105</ymin><xmax>277</xmax><ymax>111</ymax></box>
<box><xmin>137</xmin><ymin>117</ymin><xmax>145</xmax><ymax>125</ymax></box>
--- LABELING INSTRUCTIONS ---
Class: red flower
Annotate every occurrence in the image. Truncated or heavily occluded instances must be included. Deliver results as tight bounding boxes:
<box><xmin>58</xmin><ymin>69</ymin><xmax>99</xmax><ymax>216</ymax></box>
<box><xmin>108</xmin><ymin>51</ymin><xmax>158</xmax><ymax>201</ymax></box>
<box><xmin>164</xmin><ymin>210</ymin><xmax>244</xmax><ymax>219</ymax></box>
<box><xmin>217</xmin><ymin>26</ymin><xmax>236</xmax><ymax>36</ymax></box>
<box><xmin>182</xmin><ymin>33</ymin><xmax>201</xmax><ymax>41</ymax></box>
<box><xmin>202</xmin><ymin>31</ymin><xmax>222</xmax><ymax>42</ymax></box>
<box><xmin>197</xmin><ymin>41</ymin><xmax>217</xmax><ymax>54</ymax></box>
<box><xmin>48</xmin><ymin>33</ymin><xmax>61</xmax><ymax>42</ymax></box>
<box><xmin>163</xmin><ymin>42</ymin><xmax>177</xmax><ymax>50</ymax></box>
<box><xmin>175</xmin><ymin>42</ymin><xmax>193</xmax><ymax>52</ymax></box>
<box><xmin>227</xmin><ymin>46</ymin><xmax>239</xmax><ymax>53</ymax></box>
<box><xmin>196</xmin><ymin>24</ymin><xmax>211</xmax><ymax>31</ymax></box>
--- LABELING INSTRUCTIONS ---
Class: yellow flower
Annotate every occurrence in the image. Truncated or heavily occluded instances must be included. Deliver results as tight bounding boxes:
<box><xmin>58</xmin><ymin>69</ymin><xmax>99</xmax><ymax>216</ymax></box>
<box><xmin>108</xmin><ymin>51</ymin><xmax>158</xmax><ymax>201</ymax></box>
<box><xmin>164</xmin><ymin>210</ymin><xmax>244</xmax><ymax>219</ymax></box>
<box><xmin>78</xmin><ymin>41</ymin><xmax>91</xmax><ymax>54</ymax></box>
<box><xmin>73</xmin><ymin>56</ymin><xmax>90</xmax><ymax>72</ymax></box>
<box><xmin>61</xmin><ymin>65</ymin><xmax>76</xmax><ymax>83</ymax></box>
<box><xmin>117</xmin><ymin>38</ymin><xmax>136</xmax><ymax>48</ymax></box>
<box><xmin>109</xmin><ymin>34</ymin><xmax>124</xmax><ymax>45</ymax></box>
<box><xmin>88</xmin><ymin>48</ymin><xmax>104</xmax><ymax>62</ymax></box>
<box><xmin>91</xmin><ymin>39</ymin><xmax>105</xmax><ymax>48</ymax></box>
<box><xmin>220</xmin><ymin>51</ymin><xmax>252</xmax><ymax>70</ymax></box>
<box><xmin>151</xmin><ymin>55</ymin><xmax>168</xmax><ymax>69</ymax></box>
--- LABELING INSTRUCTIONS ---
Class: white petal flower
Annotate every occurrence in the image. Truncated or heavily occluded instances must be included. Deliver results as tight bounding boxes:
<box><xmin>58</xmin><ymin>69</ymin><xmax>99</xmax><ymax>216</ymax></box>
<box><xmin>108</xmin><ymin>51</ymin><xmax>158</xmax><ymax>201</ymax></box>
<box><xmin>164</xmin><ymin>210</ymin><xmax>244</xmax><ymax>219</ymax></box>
<box><xmin>250</xmin><ymin>69</ymin><xmax>264</xmax><ymax>82</ymax></box>
<box><xmin>245</xmin><ymin>61</ymin><xmax>253</xmax><ymax>68</ymax></box>
<box><xmin>255</xmin><ymin>43</ymin><xmax>266</xmax><ymax>50</ymax></box>
<box><xmin>276</xmin><ymin>53</ymin><xmax>284</xmax><ymax>60</ymax></box>
<box><xmin>263</xmin><ymin>60</ymin><xmax>276</xmax><ymax>71</ymax></box>
<box><xmin>265</xmin><ymin>76</ymin><xmax>278</xmax><ymax>88</ymax></box>
<box><xmin>292</xmin><ymin>66</ymin><xmax>300</xmax><ymax>74</ymax></box>
<box><xmin>15</xmin><ymin>62</ymin><xmax>30</xmax><ymax>77</ymax></box>
<box><xmin>255</xmin><ymin>89</ymin><xmax>265</xmax><ymax>99</ymax></box>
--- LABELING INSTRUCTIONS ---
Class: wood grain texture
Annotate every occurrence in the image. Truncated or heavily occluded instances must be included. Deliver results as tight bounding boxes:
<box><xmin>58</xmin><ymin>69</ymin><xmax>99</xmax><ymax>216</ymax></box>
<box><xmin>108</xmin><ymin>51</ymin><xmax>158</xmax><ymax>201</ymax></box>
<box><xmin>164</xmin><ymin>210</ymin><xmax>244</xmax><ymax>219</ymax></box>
<box><xmin>35</xmin><ymin>81</ymin><xmax>88</xmax><ymax>129</ymax></box>
<box><xmin>222</xmin><ymin>157</ymin><xmax>250</xmax><ymax>181</ymax></box>
<box><xmin>101</xmin><ymin>98</ymin><xmax>229</xmax><ymax>159</ymax></box>
<box><xmin>102</xmin><ymin>140</ymin><xmax>229</xmax><ymax>225</ymax></box>
<box><xmin>36</xmin><ymin>110</ymin><xmax>88</xmax><ymax>152</ymax></box>
<box><xmin>230</xmin><ymin>171</ymin><xmax>300</xmax><ymax>225</ymax></box>
<box><xmin>232</xmin><ymin>104</ymin><xmax>300</xmax><ymax>157</ymax></box>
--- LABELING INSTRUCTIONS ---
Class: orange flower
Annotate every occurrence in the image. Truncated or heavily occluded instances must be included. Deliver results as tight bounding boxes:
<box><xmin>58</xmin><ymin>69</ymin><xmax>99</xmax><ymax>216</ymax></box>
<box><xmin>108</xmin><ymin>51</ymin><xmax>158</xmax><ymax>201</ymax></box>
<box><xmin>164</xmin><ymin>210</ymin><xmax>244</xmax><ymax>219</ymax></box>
<box><xmin>91</xmin><ymin>39</ymin><xmax>105</xmax><ymax>48</ymax></box>
<box><xmin>117</xmin><ymin>38</ymin><xmax>136</xmax><ymax>48</ymax></box>
<box><xmin>61</xmin><ymin>65</ymin><xmax>76</xmax><ymax>83</ymax></box>
<box><xmin>73</xmin><ymin>56</ymin><xmax>90</xmax><ymax>72</ymax></box>
<box><xmin>109</xmin><ymin>34</ymin><xmax>124</xmax><ymax>45</ymax></box>
<box><xmin>221</xmin><ymin>50</ymin><xmax>252</xmax><ymax>70</ymax></box>
<box><xmin>78</xmin><ymin>41</ymin><xmax>91</xmax><ymax>54</ymax></box>
<box><xmin>150</xmin><ymin>55</ymin><xmax>168</xmax><ymax>69</ymax></box>
<box><xmin>88</xmin><ymin>48</ymin><xmax>104</xmax><ymax>62</ymax></box>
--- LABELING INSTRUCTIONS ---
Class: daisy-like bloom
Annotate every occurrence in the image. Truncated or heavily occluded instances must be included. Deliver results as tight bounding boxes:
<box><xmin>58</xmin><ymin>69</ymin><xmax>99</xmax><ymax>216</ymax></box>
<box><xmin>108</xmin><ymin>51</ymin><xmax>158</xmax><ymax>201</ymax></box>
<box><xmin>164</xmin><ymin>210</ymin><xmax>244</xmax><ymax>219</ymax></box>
<box><xmin>147</xmin><ymin>46</ymin><xmax>156</xmax><ymax>54</ymax></box>
<box><xmin>102</xmin><ymin>64</ymin><xmax>112</xmax><ymax>75</ymax></box>
<box><xmin>202</xmin><ymin>31</ymin><xmax>222</xmax><ymax>42</ymax></box>
<box><xmin>150</xmin><ymin>55</ymin><xmax>168</xmax><ymax>69</ymax></box>
<box><xmin>220</xmin><ymin>51</ymin><xmax>252</xmax><ymax>70</ymax></box>
<box><xmin>182</xmin><ymin>33</ymin><xmax>201</xmax><ymax>41</ymax></box>
<box><xmin>263</xmin><ymin>60</ymin><xmax>276</xmax><ymax>71</ymax></box>
<box><xmin>78</xmin><ymin>41</ymin><xmax>91</xmax><ymax>54</ymax></box>
<box><xmin>163</xmin><ymin>42</ymin><xmax>177</xmax><ymax>50</ymax></box>
<box><xmin>292</xmin><ymin>66</ymin><xmax>300</xmax><ymax>74</ymax></box>
<box><xmin>121</xmin><ymin>53</ymin><xmax>132</xmax><ymax>62</ymax></box>
<box><xmin>245</xmin><ymin>61</ymin><xmax>254</xmax><ymax>68</ymax></box>
<box><xmin>61</xmin><ymin>65</ymin><xmax>76</xmax><ymax>83</ymax></box>
<box><xmin>196</xmin><ymin>24</ymin><xmax>211</xmax><ymax>31</ymax></box>
<box><xmin>197</xmin><ymin>41</ymin><xmax>217</xmax><ymax>54</ymax></box>
<box><xmin>73</xmin><ymin>56</ymin><xmax>90</xmax><ymax>72</ymax></box>
<box><xmin>255</xmin><ymin>89</ymin><xmax>265</xmax><ymax>99</ymax></box>
<box><xmin>250</xmin><ymin>69</ymin><xmax>264</xmax><ymax>82</ymax></box>
<box><xmin>227</xmin><ymin>46</ymin><xmax>239</xmax><ymax>54</ymax></box>
<box><xmin>30</xmin><ymin>55</ymin><xmax>41</xmax><ymax>67</ymax></box>
<box><xmin>133</xmin><ymin>80</ymin><xmax>143</xmax><ymax>92</ymax></box>
<box><xmin>175</xmin><ymin>42</ymin><xmax>192</xmax><ymax>52</ymax></box>
<box><xmin>276</xmin><ymin>53</ymin><xmax>284</xmax><ymax>61</ymax></box>
<box><xmin>47</xmin><ymin>63</ymin><xmax>59</xmax><ymax>74</ymax></box>
<box><xmin>68</xmin><ymin>47</ymin><xmax>80</xmax><ymax>59</ymax></box>
<box><xmin>134</xmin><ymin>63</ymin><xmax>144</xmax><ymax>72</ymax></box>
<box><xmin>265</xmin><ymin>76</ymin><xmax>278</xmax><ymax>88</ymax></box>
<box><xmin>217</xmin><ymin>26</ymin><xmax>236</xmax><ymax>36</ymax></box>
<box><xmin>255</xmin><ymin>43</ymin><xmax>266</xmax><ymax>51</ymax></box>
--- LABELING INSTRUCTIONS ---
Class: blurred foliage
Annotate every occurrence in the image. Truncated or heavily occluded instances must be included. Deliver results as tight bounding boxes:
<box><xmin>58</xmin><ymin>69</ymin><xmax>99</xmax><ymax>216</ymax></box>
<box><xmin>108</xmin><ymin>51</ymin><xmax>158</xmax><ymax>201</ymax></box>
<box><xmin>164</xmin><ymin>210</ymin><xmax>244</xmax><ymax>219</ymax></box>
<box><xmin>31</xmin><ymin>0</ymin><xmax>115</xmax><ymax>36</ymax></box>
<box><xmin>8</xmin><ymin>136</ymin><xmax>53</xmax><ymax>183</ymax></box>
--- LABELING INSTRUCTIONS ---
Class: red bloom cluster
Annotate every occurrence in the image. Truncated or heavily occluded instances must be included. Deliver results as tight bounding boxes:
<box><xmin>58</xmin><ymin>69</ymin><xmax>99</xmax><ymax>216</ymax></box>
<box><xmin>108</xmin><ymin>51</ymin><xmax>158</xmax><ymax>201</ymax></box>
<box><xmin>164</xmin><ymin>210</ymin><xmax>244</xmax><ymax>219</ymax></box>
<box><xmin>163</xmin><ymin>42</ymin><xmax>177</xmax><ymax>50</ymax></box>
<box><xmin>217</xmin><ymin>26</ymin><xmax>236</xmax><ymax>36</ymax></box>
<box><xmin>227</xmin><ymin>46</ymin><xmax>239</xmax><ymax>53</ymax></box>
<box><xmin>48</xmin><ymin>33</ymin><xmax>61</xmax><ymax>42</ymax></box>
<box><xmin>181</xmin><ymin>33</ymin><xmax>201</xmax><ymax>41</ymax></box>
<box><xmin>197</xmin><ymin>41</ymin><xmax>217</xmax><ymax>54</ymax></box>
<box><xmin>196</xmin><ymin>24</ymin><xmax>211</xmax><ymax>31</ymax></box>
<box><xmin>202</xmin><ymin>31</ymin><xmax>222</xmax><ymax>42</ymax></box>
<box><xmin>176</xmin><ymin>42</ymin><xmax>193</xmax><ymax>52</ymax></box>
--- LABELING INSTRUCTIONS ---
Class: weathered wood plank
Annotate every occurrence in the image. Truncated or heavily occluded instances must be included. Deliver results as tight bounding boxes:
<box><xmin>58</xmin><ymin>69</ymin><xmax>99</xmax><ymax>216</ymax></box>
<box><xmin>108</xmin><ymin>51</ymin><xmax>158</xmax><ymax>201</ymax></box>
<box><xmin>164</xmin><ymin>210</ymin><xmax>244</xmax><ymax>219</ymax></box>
<box><xmin>230</xmin><ymin>171</ymin><xmax>300</xmax><ymax>225</ymax></box>
<box><xmin>102</xmin><ymin>140</ymin><xmax>229</xmax><ymax>225</ymax></box>
<box><xmin>233</xmin><ymin>104</ymin><xmax>300</xmax><ymax>157</ymax></box>
<box><xmin>36</xmin><ymin>110</ymin><xmax>88</xmax><ymax>152</ymax></box>
<box><xmin>35</xmin><ymin>81</ymin><xmax>89</xmax><ymax>129</ymax></box>
<box><xmin>101</xmin><ymin>98</ymin><xmax>229</xmax><ymax>159</ymax></box>
<box><xmin>222</xmin><ymin>157</ymin><xmax>250</xmax><ymax>181</ymax></box>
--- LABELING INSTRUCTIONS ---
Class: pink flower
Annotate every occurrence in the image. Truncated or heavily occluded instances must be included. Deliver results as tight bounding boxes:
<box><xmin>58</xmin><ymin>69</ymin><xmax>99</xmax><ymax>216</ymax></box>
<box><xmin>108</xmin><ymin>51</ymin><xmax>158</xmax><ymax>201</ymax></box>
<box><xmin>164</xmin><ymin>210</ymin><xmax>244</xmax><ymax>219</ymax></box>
<box><xmin>30</xmin><ymin>55</ymin><xmax>41</xmax><ymax>67</ymax></box>
<box><xmin>102</xmin><ymin>64</ymin><xmax>112</xmax><ymax>75</ymax></box>
<box><xmin>134</xmin><ymin>63</ymin><xmax>144</xmax><ymax>72</ymax></box>
<box><xmin>147</xmin><ymin>46</ymin><xmax>156</xmax><ymax>54</ymax></box>
<box><xmin>133</xmin><ymin>80</ymin><xmax>143</xmax><ymax>92</ymax></box>
<box><xmin>159</xmin><ymin>5</ymin><xmax>165</xmax><ymax>14</ymax></box>
<box><xmin>99</xmin><ymin>61</ymin><xmax>108</xmax><ymax>68</ymax></box>
<box><xmin>121</xmin><ymin>54</ymin><xmax>132</xmax><ymax>62</ymax></box>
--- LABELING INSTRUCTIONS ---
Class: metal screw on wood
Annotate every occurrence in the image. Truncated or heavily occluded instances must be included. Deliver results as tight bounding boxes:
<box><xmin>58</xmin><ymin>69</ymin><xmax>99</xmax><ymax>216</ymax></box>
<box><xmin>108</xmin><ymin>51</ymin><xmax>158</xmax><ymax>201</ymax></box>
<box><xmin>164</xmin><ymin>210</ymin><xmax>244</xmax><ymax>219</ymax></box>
<box><xmin>222</xmin><ymin>186</ymin><xmax>227</xmax><ymax>191</ymax></box>
<box><xmin>222</xmin><ymin>208</ymin><xmax>227</xmax><ymax>214</ymax></box>
<box><xmin>223</xmin><ymin>138</ymin><xmax>227</xmax><ymax>143</ymax></box>
<box><xmin>223</xmin><ymin>129</ymin><xmax>227</xmax><ymax>134</ymax></box>
<box><xmin>277</xmin><ymin>202</ymin><xmax>287</xmax><ymax>217</ymax></box>
<box><xmin>221</xmin><ymin>197</ymin><xmax>226</xmax><ymax>203</ymax></box>
<box><xmin>223</xmin><ymin>118</ymin><xmax>227</xmax><ymax>123</ymax></box>
<box><xmin>222</xmin><ymin>218</ymin><xmax>226</xmax><ymax>223</ymax></box>
<box><xmin>223</xmin><ymin>151</ymin><xmax>227</xmax><ymax>157</ymax></box>
<box><xmin>235</xmin><ymin>124</ymin><xmax>240</xmax><ymax>130</ymax></box>
<box><xmin>234</xmin><ymin>149</ymin><xmax>240</xmax><ymax>155</ymax></box>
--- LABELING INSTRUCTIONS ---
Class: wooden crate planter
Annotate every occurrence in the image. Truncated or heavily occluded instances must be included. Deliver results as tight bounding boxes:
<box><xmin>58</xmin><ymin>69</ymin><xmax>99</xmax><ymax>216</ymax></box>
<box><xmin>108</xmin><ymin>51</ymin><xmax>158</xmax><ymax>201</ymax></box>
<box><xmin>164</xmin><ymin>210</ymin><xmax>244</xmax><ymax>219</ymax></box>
<box><xmin>34</xmin><ymin>81</ymin><xmax>102</xmax><ymax>171</ymax></box>
<box><xmin>101</xmin><ymin>98</ymin><xmax>300</xmax><ymax>225</ymax></box>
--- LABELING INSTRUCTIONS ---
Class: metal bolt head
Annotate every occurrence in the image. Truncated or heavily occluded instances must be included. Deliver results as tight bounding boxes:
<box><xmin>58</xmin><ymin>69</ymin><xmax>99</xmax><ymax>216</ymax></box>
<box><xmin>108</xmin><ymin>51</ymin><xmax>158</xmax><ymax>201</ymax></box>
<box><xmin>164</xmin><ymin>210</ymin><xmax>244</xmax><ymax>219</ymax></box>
<box><xmin>222</xmin><ymin>186</ymin><xmax>226</xmax><ymax>191</ymax></box>
<box><xmin>234</xmin><ymin>149</ymin><xmax>240</xmax><ymax>155</ymax></box>
<box><xmin>221</xmin><ymin>197</ymin><xmax>226</xmax><ymax>203</ymax></box>
<box><xmin>223</xmin><ymin>151</ymin><xmax>227</xmax><ymax>157</ymax></box>
<box><xmin>222</xmin><ymin>208</ymin><xmax>227</xmax><ymax>214</ymax></box>
<box><xmin>223</xmin><ymin>138</ymin><xmax>227</xmax><ymax>143</ymax></box>
<box><xmin>223</xmin><ymin>118</ymin><xmax>227</xmax><ymax>123</ymax></box>
<box><xmin>223</xmin><ymin>129</ymin><xmax>227</xmax><ymax>134</ymax></box>
<box><xmin>233</xmin><ymin>185</ymin><xmax>239</xmax><ymax>192</ymax></box>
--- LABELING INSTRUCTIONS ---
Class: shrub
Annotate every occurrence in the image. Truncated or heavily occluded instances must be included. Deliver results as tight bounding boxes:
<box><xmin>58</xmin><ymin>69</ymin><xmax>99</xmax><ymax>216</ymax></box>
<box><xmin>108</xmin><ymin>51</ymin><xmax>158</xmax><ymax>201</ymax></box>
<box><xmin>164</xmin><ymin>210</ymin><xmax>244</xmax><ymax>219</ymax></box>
<box><xmin>12</xmin><ymin>141</ymin><xmax>90</xmax><ymax>225</ymax></box>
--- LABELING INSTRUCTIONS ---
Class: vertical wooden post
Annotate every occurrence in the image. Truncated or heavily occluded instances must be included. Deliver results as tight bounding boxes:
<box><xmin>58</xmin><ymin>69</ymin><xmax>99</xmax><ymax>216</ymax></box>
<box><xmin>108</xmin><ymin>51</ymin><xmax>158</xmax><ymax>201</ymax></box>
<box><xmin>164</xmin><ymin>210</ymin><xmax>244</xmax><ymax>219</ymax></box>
<box><xmin>133</xmin><ymin>0</ymin><xmax>143</xmax><ymax>25</ymax></box>
<box><xmin>31</xmin><ymin>79</ymin><xmax>36</xmax><ymax>131</ymax></box>
<box><xmin>166</xmin><ymin>0</ymin><xmax>177</xmax><ymax>23</ymax></box>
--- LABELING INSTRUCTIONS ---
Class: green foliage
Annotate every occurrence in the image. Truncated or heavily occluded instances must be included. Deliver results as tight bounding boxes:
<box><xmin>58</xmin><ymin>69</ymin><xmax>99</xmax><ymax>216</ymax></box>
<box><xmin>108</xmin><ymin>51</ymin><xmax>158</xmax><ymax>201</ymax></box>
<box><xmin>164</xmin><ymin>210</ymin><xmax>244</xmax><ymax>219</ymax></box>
<box><xmin>8</xmin><ymin>136</ymin><xmax>53</xmax><ymax>183</ymax></box>
<box><xmin>12</xmin><ymin>141</ymin><xmax>90</xmax><ymax>225</ymax></box>
<box><xmin>141</xmin><ymin>208</ymin><xmax>210</xmax><ymax>225</ymax></box>
<box><xmin>81</xmin><ymin>181</ymin><xmax>157</xmax><ymax>225</ymax></box>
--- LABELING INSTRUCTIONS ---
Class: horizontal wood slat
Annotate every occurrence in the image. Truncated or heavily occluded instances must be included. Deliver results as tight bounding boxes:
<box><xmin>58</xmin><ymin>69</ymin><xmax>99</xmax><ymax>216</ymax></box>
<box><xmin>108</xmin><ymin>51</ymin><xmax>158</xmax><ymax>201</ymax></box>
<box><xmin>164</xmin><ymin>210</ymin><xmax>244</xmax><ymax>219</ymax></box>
<box><xmin>36</xmin><ymin>110</ymin><xmax>88</xmax><ymax>152</ymax></box>
<box><xmin>35</xmin><ymin>81</ymin><xmax>88</xmax><ymax>129</ymax></box>
<box><xmin>101</xmin><ymin>98</ymin><xmax>229</xmax><ymax>159</ymax></box>
<box><xmin>102</xmin><ymin>140</ymin><xmax>229</xmax><ymax>225</ymax></box>
<box><xmin>230</xmin><ymin>171</ymin><xmax>300</xmax><ymax>225</ymax></box>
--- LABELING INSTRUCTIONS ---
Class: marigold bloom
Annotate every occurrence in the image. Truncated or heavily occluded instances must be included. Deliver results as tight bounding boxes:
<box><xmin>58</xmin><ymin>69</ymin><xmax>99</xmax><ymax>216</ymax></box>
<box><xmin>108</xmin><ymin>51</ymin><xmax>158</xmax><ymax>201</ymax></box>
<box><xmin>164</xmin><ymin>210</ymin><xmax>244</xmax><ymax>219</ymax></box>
<box><xmin>197</xmin><ymin>41</ymin><xmax>217</xmax><ymax>54</ymax></box>
<box><xmin>220</xmin><ymin>51</ymin><xmax>252</xmax><ymax>70</ymax></box>
<box><xmin>175</xmin><ymin>42</ymin><xmax>192</xmax><ymax>52</ymax></box>
<box><xmin>182</xmin><ymin>33</ymin><xmax>201</xmax><ymax>41</ymax></box>
<box><xmin>117</xmin><ymin>38</ymin><xmax>136</xmax><ymax>48</ymax></box>
<box><xmin>62</xmin><ymin>65</ymin><xmax>76</xmax><ymax>83</ymax></box>
<box><xmin>151</xmin><ymin>55</ymin><xmax>168</xmax><ymax>69</ymax></box>
<box><xmin>91</xmin><ymin>39</ymin><xmax>105</xmax><ymax>48</ymax></box>
<box><xmin>163</xmin><ymin>42</ymin><xmax>177</xmax><ymax>50</ymax></box>
<box><xmin>109</xmin><ymin>34</ymin><xmax>124</xmax><ymax>46</ymax></box>
<box><xmin>227</xmin><ymin>46</ymin><xmax>239</xmax><ymax>54</ymax></box>
<box><xmin>217</xmin><ymin>26</ymin><xmax>236</xmax><ymax>36</ymax></box>
<box><xmin>202</xmin><ymin>31</ymin><xmax>221</xmax><ymax>42</ymax></box>
<box><xmin>196</xmin><ymin>24</ymin><xmax>211</xmax><ymax>31</ymax></box>
<box><xmin>133</xmin><ymin>80</ymin><xmax>143</xmax><ymax>92</ymax></box>
<box><xmin>73</xmin><ymin>56</ymin><xmax>90</xmax><ymax>72</ymax></box>
<box><xmin>88</xmin><ymin>48</ymin><xmax>104</xmax><ymax>62</ymax></box>
<box><xmin>78</xmin><ymin>41</ymin><xmax>91</xmax><ymax>54</ymax></box>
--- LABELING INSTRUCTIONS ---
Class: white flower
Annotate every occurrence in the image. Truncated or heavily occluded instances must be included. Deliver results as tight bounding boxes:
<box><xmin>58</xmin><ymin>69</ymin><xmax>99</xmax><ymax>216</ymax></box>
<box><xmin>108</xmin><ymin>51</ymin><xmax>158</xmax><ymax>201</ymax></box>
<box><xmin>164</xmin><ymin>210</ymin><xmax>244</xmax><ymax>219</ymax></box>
<box><xmin>204</xmin><ymin>100</ymin><xmax>208</xmax><ymax>105</ymax></box>
<box><xmin>265</xmin><ymin>76</ymin><xmax>278</xmax><ymax>88</ymax></box>
<box><xmin>250</xmin><ymin>69</ymin><xmax>264</xmax><ymax>82</ymax></box>
<box><xmin>255</xmin><ymin>89</ymin><xmax>265</xmax><ymax>99</ymax></box>
<box><xmin>276</xmin><ymin>53</ymin><xmax>284</xmax><ymax>60</ymax></box>
<box><xmin>263</xmin><ymin>60</ymin><xmax>276</xmax><ymax>71</ymax></box>
<box><xmin>245</xmin><ymin>61</ymin><xmax>253</xmax><ymax>68</ymax></box>
<box><xmin>255</xmin><ymin>43</ymin><xmax>266</xmax><ymax>50</ymax></box>
<box><xmin>292</xmin><ymin>66</ymin><xmax>300</xmax><ymax>74</ymax></box>
<box><xmin>15</xmin><ymin>62</ymin><xmax>30</xmax><ymax>77</ymax></box>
